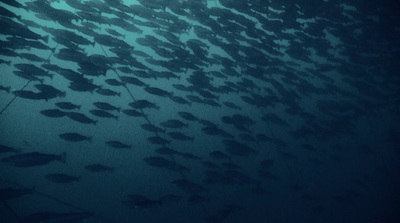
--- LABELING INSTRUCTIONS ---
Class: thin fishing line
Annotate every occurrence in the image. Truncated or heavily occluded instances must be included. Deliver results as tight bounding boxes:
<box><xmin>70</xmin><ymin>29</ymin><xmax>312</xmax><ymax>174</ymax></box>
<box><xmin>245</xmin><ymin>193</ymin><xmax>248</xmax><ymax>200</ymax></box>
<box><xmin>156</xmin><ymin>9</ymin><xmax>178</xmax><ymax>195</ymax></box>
<box><xmin>99</xmin><ymin>43</ymin><xmax>208</xmax><ymax>214</ymax></box>
<box><xmin>0</xmin><ymin>176</ymin><xmax>118</xmax><ymax>223</ymax></box>
<box><xmin>1</xmin><ymin>200</ymin><xmax>22</xmax><ymax>223</ymax></box>
<box><xmin>0</xmin><ymin>44</ymin><xmax>59</xmax><ymax>116</ymax></box>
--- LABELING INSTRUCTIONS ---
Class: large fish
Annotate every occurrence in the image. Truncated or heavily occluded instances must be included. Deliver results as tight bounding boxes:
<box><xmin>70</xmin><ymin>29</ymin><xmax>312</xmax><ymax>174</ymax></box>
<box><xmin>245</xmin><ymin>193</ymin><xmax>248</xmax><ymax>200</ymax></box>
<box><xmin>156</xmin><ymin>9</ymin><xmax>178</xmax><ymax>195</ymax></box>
<box><xmin>1</xmin><ymin>152</ymin><xmax>66</xmax><ymax>167</ymax></box>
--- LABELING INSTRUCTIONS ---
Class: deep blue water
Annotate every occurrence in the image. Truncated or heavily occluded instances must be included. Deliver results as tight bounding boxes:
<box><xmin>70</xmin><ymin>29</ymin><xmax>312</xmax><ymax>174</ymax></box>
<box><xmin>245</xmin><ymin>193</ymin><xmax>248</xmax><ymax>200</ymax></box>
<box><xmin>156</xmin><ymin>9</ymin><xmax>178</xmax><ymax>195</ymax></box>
<box><xmin>1</xmin><ymin>1</ymin><xmax>399</xmax><ymax>223</ymax></box>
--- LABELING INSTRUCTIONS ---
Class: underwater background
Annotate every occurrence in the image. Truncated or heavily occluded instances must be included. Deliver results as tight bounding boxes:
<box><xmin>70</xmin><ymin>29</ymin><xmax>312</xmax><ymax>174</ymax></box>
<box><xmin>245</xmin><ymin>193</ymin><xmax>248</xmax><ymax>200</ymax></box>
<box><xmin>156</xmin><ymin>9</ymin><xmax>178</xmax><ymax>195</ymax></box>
<box><xmin>0</xmin><ymin>0</ymin><xmax>399</xmax><ymax>222</ymax></box>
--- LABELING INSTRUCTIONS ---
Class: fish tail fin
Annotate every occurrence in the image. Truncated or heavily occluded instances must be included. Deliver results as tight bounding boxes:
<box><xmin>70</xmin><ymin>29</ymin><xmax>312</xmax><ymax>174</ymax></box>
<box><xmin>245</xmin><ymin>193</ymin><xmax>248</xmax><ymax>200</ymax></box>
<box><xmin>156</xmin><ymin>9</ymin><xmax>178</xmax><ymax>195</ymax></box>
<box><xmin>77</xmin><ymin>105</ymin><xmax>81</xmax><ymax>110</ymax></box>
<box><xmin>93</xmin><ymin>120</ymin><xmax>98</xmax><ymax>125</ymax></box>
<box><xmin>59</xmin><ymin>152</ymin><xmax>67</xmax><ymax>164</ymax></box>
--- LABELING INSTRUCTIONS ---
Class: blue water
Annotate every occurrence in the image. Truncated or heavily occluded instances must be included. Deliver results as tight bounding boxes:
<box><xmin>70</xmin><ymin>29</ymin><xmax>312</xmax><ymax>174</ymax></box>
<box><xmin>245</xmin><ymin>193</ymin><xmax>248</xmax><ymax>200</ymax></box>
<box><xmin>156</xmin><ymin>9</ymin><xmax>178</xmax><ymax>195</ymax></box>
<box><xmin>1</xmin><ymin>1</ymin><xmax>399</xmax><ymax>223</ymax></box>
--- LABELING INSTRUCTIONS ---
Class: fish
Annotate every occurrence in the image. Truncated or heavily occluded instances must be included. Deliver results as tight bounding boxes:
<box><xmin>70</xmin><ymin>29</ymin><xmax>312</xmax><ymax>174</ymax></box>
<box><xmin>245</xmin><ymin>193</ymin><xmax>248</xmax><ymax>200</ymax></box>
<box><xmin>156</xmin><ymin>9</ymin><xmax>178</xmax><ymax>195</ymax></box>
<box><xmin>178</xmin><ymin>111</ymin><xmax>198</xmax><ymax>121</ymax></box>
<box><xmin>167</xmin><ymin>131</ymin><xmax>194</xmax><ymax>141</ymax></box>
<box><xmin>0</xmin><ymin>187</ymin><xmax>34</xmax><ymax>200</ymax></box>
<box><xmin>147</xmin><ymin>136</ymin><xmax>170</xmax><ymax>145</ymax></box>
<box><xmin>93</xmin><ymin>102</ymin><xmax>120</xmax><ymax>112</ymax></box>
<box><xmin>122</xmin><ymin>194</ymin><xmax>162</xmax><ymax>209</ymax></box>
<box><xmin>160</xmin><ymin>119</ymin><xmax>188</xmax><ymax>128</ymax></box>
<box><xmin>95</xmin><ymin>87</ymin><xmax>121</xmax><ymax>97</ymax></box>
<box><xmin>40</xmin><ymin>109</ymin><xmax>66</xmax><ymax>117</ymax></box>
<box><xmin>59</xmin><ymin>133</ymin><xmax>92</xmax><ymax>142</ymax></box>
<box><xmin>144</xmin><ymin>156</ymin><xmax>186</xmax><ymax>171</ymax></box>
<box><xmin>89</xmin><ymin>109</ymin><xmax>118</xmax><ymax>119</ymax></box>
<box><xmin>21</xmin><ymin>211</ymin><xmax>93</xmax><ymax>223</ymax></box>
<box><xmin>55</xmin><ymin>102</ymin><xmax>81</xmax><ymax>110</ymax></box>
<box><xmin>1</xmin><ymin>152</ymin><xmax>66</xmax><ymax>167</ymax></box>
<box><xmin>85</xmin><ymin>164</ymin><xmax>114</xmax><ymax>172</ymax></box>
<box><xmin>122</xmin><ymin>109</ymin><xmax>145</xmax><ymax>117</ymax></box>
<box><xmin>105</xmin><ymin>140</ymin><xmax>131</xmax><ymax>149</ymax></box>
<box><xmin>45</xmin><ymin>173</ymin><xmax>80</xmax><ymax>183</ymax></box>
<box><xmin>67</xmin><ymin>112</ymin><xmax>98</xmax><ymax>125</ymax></box>
<box><xmin>0</xmin><ymin>144</ymin><xmax>21</xmax><ymax>153</ymax></box>
<box><xmin>129</xmin><ymin>99</ymin><xmax>159</xmax><ymax>110</ymax></box>
<box><xmin>140</xmin><ymin>124</ymin><xmax>166</xmax><ymax>133</ymax></box>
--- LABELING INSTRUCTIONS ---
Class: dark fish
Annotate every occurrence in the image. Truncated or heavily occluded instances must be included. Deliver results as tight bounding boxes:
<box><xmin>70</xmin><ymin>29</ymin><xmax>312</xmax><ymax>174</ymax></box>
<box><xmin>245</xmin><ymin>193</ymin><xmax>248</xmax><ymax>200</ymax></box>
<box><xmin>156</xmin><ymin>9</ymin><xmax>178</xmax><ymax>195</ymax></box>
<box><xmin>0</xmin><ymin>187</ymin><xmax>34</xmax><ymax>200</ymax></box>
<box><xmin>1</xmin><ymin>152</ymin><xmax>66</xmax><ymax>167</ymax></box>
<box><xmin>160</xmin><ymin>119</ymin><xmax>188</xmax><ymax>128</ymax></box>
<box><xmin>69</xmin><ymin>81</ymin><xmax>99</xmax><ymax>92</ymax></box>
<box><xmin>122</xmin><ymin>109</ymin><xmax>145</xmax><ymax>117</ymax></box>
<box><xmin>95</xmin><ymin>88</ymin><xmax>121</xmax><ymax>97</ymax></box>
<box><xmin>89</xmin><ymin>109</ymin><xmax>118</xmax><ymax>119</ymax></box>
<box><xmin>172</xmin><ymin>179</ymin><xmax>204</xmax><ymax>194</ymax></box>
<box><xmin>178</xmin><ymin>152</ymin><xmax>201</xmax><ymax>160</ymax></box>
<box><xmin>223</xmin><ymin>101</ymin><xmax>242</xmax><ymax>110</ymax></box>
<box><xmin>141</xmin><ymin>124</ymin><xmax>166</xmax><ymax>133</ymax></box>
<box><xmin>85</xmin><ymin>164</ymin><xmax>114</xmax><ymax>172</ymax></box>
<box><xmin>170</xmin><ymin>95</ymin><xmax>192</xmax><ymax>105</ymax></box>
<box><xmin>21</xmin><ymin>211</ymin><xmax>93</xmax><ymax>223</ymax></box>
<box><xmin>19</xmin><ymin>53</ymin><xmax>45</xmax><ymax>62</ymax></box>
<box><xmin>40</xmin><ymin>109</ymin><xmax>66</xmax><ymax>117</ymax></box>
<box><xmin>122</xmin><ymin>194</ymin><xmax>162</xmax><ymax>209</ymax></box>
<box><xmin>155</xmin><ymin>147</ymin><xmax>179</xmax><ymax>155</ymax></box>
<box><xmin>105</xmin><ymin>78</ymin><xmax>124</xmax><ymax>86</ymax></box>
<box><xmin>0</xmin><ymin>144</ymin><xmax>21</xmax><ymax>153</ymax></box>
<box><xmin>129</xmin><ymin>100</ymin><xmax>159</xmax><ymax>110</ymax></box>
<box><xmin>144</xmin><ymin>86</ymin><xmax>173</xmax><ymax>98</ymax></box>
<box><xmin>119</xmin><ymin>76</ymin><xmax>148</xmax><ymax>87</ymax></box>
<box><xmin>13</xmin><ymin>90</ymin><xmax>46</xmax><ymax>100</ymax></box>
<box><xmin>105</xmin><ymin>140</ymin><xmax>131</xmax><ymax>149</ymax></box>
<box><xmin>148</xmin><ymin>136</ymin><xmax>170</xmax><ymax>145</ymax></box>
<box><xmin>178</xmin><ymin>111</ymin><xmax>198</xmax><ymax>121</ymax></box>
<box><xmin>105</xmin><ymin>28</ymin><xmax>126</xmax><ymax>38</ymax></box>
<box><xmin>55</xmin><ymin>102</ymin><xmax>81</xmax><ymax>110</ymax></box>
<box><xmin>144</xmin><ymin>156</ymin><xmax>186</xmax><ymax>171</ymax></box>
<box><xmin>45</xmin><ymin>173</ymin><xmax>80</xmax><ymax>183</ymax></box>
<box><xmin>93</xmin><ymin>102</ymin><xmax>120</xmax><ymax>112</ymax></box>
<box><xmin>59</xmin><ymin>133</ymin><xmax>92</xmax><ymax>142</ymax></box>
<box><xmin>34</xmin><ymin>84</ymin><xmax>66</xmax><ymax>99</ymax></box>
<box><xmin>67</xmin><ymin>112</ymin><xmax>98</xmax><ymax>125</ymax></box>
<box><xmin>13</xmin><ymin>70</ymin><xmax>44</xmax><ymax>83</ymax></box>
<box><xmin>167</xmin><ymin>132</ymin><xmax>194</xmax><ymax>141</ymax></box>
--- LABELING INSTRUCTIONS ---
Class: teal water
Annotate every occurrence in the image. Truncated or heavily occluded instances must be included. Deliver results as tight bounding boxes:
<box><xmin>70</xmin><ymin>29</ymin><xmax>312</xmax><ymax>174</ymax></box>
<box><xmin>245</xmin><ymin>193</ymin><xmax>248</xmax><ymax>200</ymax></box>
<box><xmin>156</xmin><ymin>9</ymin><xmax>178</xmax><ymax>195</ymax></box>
<box><xmin>0</xmin><ymin>1</ymin><xmax>399</xmax><ymax>223</ymax></box>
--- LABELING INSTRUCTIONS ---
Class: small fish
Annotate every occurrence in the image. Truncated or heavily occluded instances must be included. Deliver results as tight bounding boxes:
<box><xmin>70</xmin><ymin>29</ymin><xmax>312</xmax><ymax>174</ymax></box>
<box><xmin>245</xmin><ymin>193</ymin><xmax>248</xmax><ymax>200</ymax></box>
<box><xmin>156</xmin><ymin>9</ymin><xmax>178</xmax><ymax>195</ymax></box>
<box><xmin>55</xmin><ymin>102</ymin><xmax>81</xmax><ymax>110</ymax></box>
<box><xmin>0</xmin><ymin>85</ymin><xmax>11</xmax><ymax>93</ymax></box>
<box><xmin>0</xmin><ymin>187</ymin><xmax>34</xmax><ymax>200</ymax></box>
<box><xmin>85</xmin><ymin>164</ymin><xmax>114</xmax><ymax>172</ymax></box>
<box><xmin>0</xmin><ymin>144</ymin><xmax>21</xmax><ymax>154</ymax></box>
<box><xmin>40</xmin><ymin>109</ymin><xmax>66</xmax><ymax>118</ymax></box>
<box><xmin>93</xmin><ymin>102</ymin><xmax>120</xmax><ymax>112</ymax></box>
<box><xmin>105</xmin><ymin>140</ymin><xmax>131</xmax><ymax>149</ymax></box>
<box><xmin>167</xmin><ymin>132</ymin><xmax>194</xmax><ymax>141</ymax></box>
<box><xmin>59</xmin><ymin>133</ymin><xmax>92</xmax><ymax>142</ymax></box>
<box><xmin>45</xmin><ymin>173</ymin><xmax>80</xmax><ymax>183</ymax></box>
<box><xmin>21</xmin><ymin>211</ymin><xmax>93</xmax><ymax>223</ymax></box>
<box><xmin>89</xmin><ymin>109</ymin><xmax>118</xmax><ymax>120</ymax></box>
<box><xmin>1</xmin><ymin>152</ymin><xmax>66</xmax><ymax>167</ymax></box>
<box><xmin>67</xmin><ymin>112</ymin><xmax>98</xmax><ymax>125</ymax></box>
